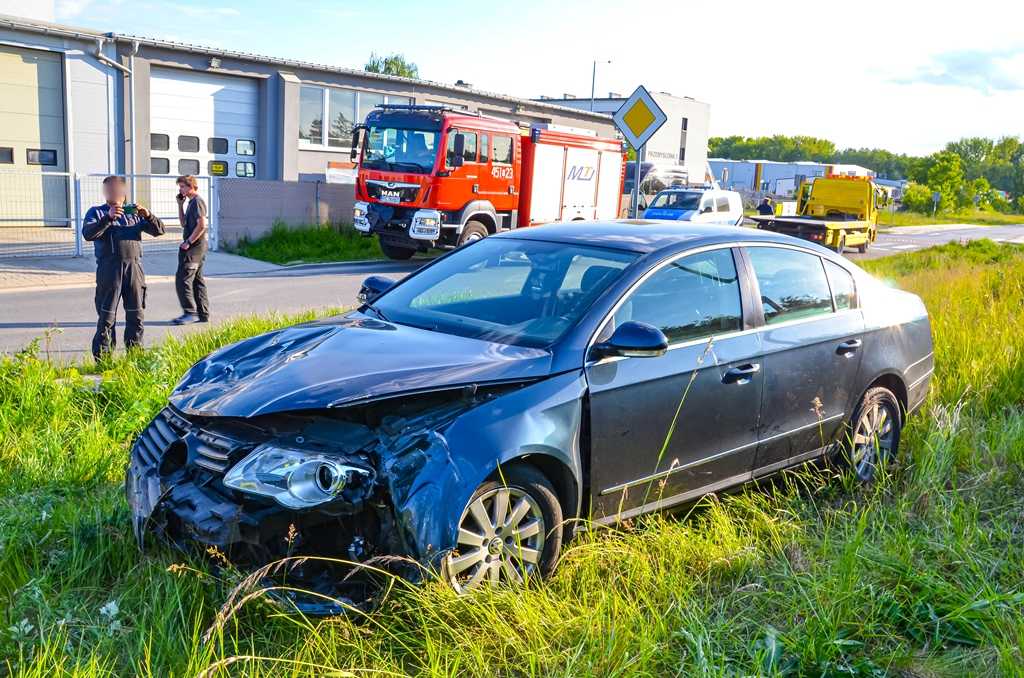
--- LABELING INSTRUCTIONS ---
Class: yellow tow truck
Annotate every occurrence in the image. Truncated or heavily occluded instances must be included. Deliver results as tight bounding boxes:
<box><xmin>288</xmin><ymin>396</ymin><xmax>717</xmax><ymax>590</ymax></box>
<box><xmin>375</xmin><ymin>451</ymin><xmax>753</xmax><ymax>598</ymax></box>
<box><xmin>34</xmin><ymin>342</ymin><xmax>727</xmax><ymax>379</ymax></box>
<box><xmin>752</xmin><ymin>175</ymin><xmax>885</xmax><ymax>253</ymax></box>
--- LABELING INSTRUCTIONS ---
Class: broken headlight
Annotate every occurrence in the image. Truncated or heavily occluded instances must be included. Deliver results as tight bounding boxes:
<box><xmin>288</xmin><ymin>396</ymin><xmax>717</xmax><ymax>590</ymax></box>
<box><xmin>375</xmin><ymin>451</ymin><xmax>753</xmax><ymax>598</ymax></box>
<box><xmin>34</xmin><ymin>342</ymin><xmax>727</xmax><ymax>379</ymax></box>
<box><xmin>223</xmin><ymin>444</ymin><xmax>371</xmax><ymax>509</ymax></box>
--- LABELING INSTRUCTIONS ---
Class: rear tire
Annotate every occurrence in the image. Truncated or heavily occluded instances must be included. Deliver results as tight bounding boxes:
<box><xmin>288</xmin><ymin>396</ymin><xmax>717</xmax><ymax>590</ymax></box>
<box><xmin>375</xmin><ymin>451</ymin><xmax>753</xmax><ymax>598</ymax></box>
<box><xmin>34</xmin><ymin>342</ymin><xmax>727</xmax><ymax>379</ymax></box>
<box><xmin>834</xmin><ymin>232</ymin><xmax>847</xmax><ymax>254</ymax></box>
<box><xmin>857</xmin><ymin>241</ymin><xmax>868</xmax><ymax>254</ymax></box>
<box><xmin>443</xmin><ymin>464</ymin><xmax>563</xmax><ymax>592</ymax></box>
<box><xmin>380</xmin><ymin>240</ymin><xmax>416</xmax><ymax>260</ymax></box>
<box><xmin>837</xmin><ymin>386</ymin><xmax>902</xmax><ymax>482</ymax></box>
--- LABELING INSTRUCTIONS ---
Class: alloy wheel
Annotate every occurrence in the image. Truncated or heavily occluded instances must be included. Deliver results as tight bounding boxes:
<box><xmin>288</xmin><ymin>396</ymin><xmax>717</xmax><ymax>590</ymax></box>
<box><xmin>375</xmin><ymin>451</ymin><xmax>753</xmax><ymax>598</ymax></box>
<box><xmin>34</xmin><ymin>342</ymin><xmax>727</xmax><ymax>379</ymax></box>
<box><xmin>446</xmin><ymin>486</ymin><xmax>545</xmax><ymax>592</ymax></box>
<box><xmin>850</xmin><ymin>399</ymin><xmax>897</xmax><ymax>479</ymax></box>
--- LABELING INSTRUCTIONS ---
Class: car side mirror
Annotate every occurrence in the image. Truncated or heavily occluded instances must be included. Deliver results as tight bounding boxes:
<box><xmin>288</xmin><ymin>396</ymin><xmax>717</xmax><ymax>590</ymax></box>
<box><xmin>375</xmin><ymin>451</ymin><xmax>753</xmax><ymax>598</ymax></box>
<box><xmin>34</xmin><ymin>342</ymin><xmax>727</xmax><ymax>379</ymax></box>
<box><xmin>591</xmin><ymin>321</ymin><xmax>668</xmax><ymax>360</ymax></box>
<box><xmin>357</xmin><ymin>275</ymin><xmax>395</xmax><ymax>304</ymax></box>
<box><xmin>451</xmin><ymin>133</ymin><xmax>466</xmax><ymax>168</ymax></box>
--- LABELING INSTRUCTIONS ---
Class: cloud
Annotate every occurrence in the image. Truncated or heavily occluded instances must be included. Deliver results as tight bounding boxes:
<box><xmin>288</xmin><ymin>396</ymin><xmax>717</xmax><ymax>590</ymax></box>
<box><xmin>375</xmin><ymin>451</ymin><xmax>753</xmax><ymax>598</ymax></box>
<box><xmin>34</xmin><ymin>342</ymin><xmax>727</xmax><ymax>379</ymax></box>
<box><xmin>55</xmin><ymin>0</ymin><xmax>98</xmax><ymax>18</ymax></box>
<box><xmin>893</xmin><ymin>47</ymin><xmax>1024</xmax><ymax>94</ymax></box>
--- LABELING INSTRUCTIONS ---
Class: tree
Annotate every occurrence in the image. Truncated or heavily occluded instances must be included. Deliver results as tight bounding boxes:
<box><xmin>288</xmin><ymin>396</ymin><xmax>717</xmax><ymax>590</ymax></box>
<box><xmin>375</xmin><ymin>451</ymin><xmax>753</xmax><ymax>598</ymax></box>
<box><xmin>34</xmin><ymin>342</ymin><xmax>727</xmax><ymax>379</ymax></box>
<box><xmin>365</xmin><ymin>53</ymin><xmax>420</xmax><ymax>79</ymax></box>
<box><xmin>926</xmin><ymin>151</ymin><xmax>966</xmax><ymax>212</ymax></box>
<box><xmin>900</xmin><ymin>182</ymin><xmax>934</xmax><ymax>213</ymax></box>
<box><xmin>945</xmin><ymin>137</ymin><xmax>993</xmax><ymax>181</ymax></box>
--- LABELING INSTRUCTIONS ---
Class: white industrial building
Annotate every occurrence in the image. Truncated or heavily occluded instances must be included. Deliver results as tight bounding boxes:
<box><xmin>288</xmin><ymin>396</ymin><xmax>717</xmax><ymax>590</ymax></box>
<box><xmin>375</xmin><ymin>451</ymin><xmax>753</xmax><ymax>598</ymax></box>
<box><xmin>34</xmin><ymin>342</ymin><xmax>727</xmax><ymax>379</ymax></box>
<box><xmin>709</xmin><ymin>159</ymin><xmax>875</xmax><ymax>197</ymax></box>
<box><xmin>539</xmin><ymin>92</ymin><xmax>711</xmax><ymax>185</ymax></box>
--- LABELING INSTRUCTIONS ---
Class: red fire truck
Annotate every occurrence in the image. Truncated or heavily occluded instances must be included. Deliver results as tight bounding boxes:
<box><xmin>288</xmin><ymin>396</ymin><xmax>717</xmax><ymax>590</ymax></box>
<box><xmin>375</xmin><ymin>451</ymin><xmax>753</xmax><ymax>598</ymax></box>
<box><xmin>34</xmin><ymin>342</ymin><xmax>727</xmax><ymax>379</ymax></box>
<box><xmin>351</xmin><ymin>105</ymin><xmax>626</xmax><ymax>260</ymax></box>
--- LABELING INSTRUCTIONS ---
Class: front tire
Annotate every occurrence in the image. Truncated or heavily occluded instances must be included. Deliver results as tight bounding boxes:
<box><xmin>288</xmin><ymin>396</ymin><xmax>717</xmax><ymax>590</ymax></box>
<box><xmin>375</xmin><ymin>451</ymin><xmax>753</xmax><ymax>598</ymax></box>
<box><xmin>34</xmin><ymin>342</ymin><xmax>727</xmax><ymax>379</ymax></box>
<box><xmin>857</xmin><ymin>240</ymin><xmax>869</xmax><ymax>254</ymax></box>
<box><xmin>839</xmin><ymin>386</ymin><xmax>902</xmax><ymax>482</ymax></box>
<box><xmin>380</xmin><ymin>240</ymin><xmax>416</xmax><ymax>260</ymax></box>
<box><xmin>444</xmin><ymin>464</ymin><xmax>563</xmax><ymax>592</ymax></box>
<box><xmin>458</xmin><ymin>220</ymin><xmax>489</xmax><ymax>247</ymax></box>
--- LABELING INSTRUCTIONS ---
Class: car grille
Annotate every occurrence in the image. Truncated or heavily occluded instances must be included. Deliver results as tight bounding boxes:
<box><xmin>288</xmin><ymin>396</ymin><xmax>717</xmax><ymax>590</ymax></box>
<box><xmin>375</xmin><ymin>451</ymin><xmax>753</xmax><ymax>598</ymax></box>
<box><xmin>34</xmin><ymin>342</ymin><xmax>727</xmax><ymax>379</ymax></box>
<box><xmin>134</xmin><ymin>407</ymin><xmax>190</xmax><ymax>468</ymax></box>
<box><xmin>365</xmin><ymin>181</ymin><xmax>420</xmax><ymax>203</ymax></box>
<box><xmin>132</xmin><ymin>407</ymin><xmax>250</xmax><ymax>477</ymax></box>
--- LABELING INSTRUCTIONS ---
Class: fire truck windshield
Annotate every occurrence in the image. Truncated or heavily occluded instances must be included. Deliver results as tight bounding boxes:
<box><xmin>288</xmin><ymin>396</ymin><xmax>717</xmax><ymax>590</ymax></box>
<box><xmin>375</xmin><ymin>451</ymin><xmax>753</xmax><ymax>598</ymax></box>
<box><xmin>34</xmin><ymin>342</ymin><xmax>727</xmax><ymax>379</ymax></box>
<box><xmin>361</xmin><ymin>126</ymin><xmax>440</xmax><ymax>174</ymax></box>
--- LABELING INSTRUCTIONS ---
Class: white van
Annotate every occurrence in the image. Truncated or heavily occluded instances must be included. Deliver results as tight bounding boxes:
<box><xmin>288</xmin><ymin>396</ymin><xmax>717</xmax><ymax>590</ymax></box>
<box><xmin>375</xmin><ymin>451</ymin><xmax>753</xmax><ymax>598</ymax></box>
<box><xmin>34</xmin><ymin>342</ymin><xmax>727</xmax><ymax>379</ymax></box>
<box><xmin>642</xmin><ymin>188</ymin><xmax>745</xmax><ymax>226</ymax></box>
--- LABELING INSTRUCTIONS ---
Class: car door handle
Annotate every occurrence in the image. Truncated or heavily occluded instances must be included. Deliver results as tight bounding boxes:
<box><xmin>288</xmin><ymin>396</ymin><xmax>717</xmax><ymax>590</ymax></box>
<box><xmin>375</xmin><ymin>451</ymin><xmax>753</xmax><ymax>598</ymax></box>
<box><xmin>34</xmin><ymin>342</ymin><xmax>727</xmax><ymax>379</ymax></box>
<box><xmin>722</xmin><ymin>363</ymin><xmax>760</xmax><ymax>384</ymax></box>
<box><xmin>836</xmin><ymin>339</ymin><xmax>863</xmax><ymax>356</ymax></box>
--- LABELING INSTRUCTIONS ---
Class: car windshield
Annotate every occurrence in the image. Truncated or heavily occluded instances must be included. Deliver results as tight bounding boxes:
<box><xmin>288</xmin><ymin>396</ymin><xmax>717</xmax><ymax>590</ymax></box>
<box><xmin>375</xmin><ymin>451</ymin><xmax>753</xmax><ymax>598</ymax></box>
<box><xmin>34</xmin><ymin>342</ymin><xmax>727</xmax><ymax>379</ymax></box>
<box><xmin>371</xmin><ymin>238</ymin><xmax>638</xmax><ymax>348</ymax></box>
<box><xmin>361</xmin><ymin>126</ymin><xmax>439</xmax><ymax>174</ymax></box>
<box><xmin>650</xmin><ymin>191</ymin><xmax>702</xmax><ymax>210</ymax></box>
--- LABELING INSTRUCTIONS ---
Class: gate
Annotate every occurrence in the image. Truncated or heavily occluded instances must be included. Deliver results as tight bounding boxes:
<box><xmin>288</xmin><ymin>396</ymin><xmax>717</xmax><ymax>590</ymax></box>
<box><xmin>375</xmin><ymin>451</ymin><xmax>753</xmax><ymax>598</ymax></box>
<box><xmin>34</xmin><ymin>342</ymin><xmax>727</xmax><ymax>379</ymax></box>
<box><xmin>0</xmin><ymin>171</ymin><xmax>218</xmax><ymax>258</ymax></box>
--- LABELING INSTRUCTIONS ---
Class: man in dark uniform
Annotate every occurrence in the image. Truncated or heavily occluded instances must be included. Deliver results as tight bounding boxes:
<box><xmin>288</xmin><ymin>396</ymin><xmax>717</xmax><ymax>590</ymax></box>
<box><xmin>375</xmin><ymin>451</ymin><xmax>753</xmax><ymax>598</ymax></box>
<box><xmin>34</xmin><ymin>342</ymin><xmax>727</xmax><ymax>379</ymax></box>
<box><xmin>756</xmin><ymin>197</ymin><xmax>775</xmax><ymax>216</ymax></box>
<box><xmin>82</xmin><ymin>175</ymin><xmax>164</xmax><ymax>360</ymax></box>
<box><xmin>172</xmin><ymin>175</ymin><xmax>210</xmax><ymax>325</ymax></box>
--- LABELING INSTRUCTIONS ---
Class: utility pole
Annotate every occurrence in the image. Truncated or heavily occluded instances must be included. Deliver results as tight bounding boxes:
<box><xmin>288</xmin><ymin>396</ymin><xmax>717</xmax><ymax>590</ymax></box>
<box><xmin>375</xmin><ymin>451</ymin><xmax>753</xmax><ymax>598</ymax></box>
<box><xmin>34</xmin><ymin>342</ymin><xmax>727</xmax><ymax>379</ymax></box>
<box><xmin>590</xmin><ymin>60</ymin><xmax>610</xmax><ymax>112</ymax></box>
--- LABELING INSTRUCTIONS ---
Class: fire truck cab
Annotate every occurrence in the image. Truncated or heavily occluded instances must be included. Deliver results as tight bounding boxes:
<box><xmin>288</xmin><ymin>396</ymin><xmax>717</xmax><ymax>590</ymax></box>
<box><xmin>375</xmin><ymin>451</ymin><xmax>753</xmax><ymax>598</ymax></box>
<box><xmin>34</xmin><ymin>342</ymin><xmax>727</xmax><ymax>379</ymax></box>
<box><xmin>352</xmin><ymin>105</ymin><xmax>624</xmax><ymax>260</ymax></box>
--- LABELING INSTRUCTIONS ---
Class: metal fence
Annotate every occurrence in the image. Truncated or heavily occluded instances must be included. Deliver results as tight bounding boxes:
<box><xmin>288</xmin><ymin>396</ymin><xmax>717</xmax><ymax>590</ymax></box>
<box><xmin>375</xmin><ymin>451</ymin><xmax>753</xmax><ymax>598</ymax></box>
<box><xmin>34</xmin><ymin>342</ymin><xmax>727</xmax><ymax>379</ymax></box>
<box><xmin>0</xmin><ymin>171</ymin><xmax>75</xmax><ymax>257</ymax></box>
<box><xmin>0</xmin><ymin>171</ymin><xmax>218</xmax><ymax>258</ymax></box>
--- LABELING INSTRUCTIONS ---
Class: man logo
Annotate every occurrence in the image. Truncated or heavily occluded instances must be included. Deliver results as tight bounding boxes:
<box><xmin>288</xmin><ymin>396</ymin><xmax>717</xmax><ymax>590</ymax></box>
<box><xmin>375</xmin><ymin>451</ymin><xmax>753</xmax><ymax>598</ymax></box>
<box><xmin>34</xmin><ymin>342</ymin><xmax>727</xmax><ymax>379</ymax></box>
<box><xmin>567</xmin><ymin>165</ymin><xmax>596</xmax><ymax>181</ymax></box>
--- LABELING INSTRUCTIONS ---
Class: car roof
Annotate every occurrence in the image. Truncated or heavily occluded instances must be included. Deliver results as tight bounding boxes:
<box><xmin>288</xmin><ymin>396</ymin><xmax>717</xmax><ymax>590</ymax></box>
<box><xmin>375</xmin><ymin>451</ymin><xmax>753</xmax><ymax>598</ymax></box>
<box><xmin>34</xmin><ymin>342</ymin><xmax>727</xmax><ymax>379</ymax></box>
<box><xmin>498</xmin><ymin>220</ymin><xmax>813</xmax><ymax>255</ymax></box>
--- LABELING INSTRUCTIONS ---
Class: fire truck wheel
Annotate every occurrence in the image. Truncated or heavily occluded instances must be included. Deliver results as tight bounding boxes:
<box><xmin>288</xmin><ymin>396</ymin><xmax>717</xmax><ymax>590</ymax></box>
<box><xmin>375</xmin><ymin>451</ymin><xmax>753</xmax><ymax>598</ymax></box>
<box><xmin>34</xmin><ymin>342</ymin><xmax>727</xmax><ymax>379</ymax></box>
<box><xmin>458</xmin><ymin>221</ymin><xmax>490</xmax><ymax>246</ymax></box>
<box><xmin>380</xmin><ymin>241</ymin><xmax>416</xmax><ymax>260</ymax></box>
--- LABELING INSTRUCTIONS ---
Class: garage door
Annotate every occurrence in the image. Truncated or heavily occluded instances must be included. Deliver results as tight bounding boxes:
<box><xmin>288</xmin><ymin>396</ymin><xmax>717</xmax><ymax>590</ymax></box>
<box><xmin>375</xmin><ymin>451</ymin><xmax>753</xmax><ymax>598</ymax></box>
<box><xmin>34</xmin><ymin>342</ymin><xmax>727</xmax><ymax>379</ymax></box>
<box><xmin>0</xmin><ymin>45</ymin><xmax>71</xmax><ymax>256</ymax></box>
<box><xmin>149</xmin><ymin>67</ymin><xmax>259</xmax><ymax>180</ymax></box>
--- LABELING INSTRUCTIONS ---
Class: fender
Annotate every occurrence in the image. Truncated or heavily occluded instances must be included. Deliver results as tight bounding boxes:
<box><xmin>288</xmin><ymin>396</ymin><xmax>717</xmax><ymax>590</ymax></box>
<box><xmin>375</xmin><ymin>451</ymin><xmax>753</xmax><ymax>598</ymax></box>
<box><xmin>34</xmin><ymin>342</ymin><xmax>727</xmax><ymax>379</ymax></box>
<box><xmin>451</xmin><ymin>200</ymin><xmax>499</xmax><ymax>233</ymax></box>
<box><xmin>382</xmin><ymin>370</ymin><xmax>586</xmax><ymax>568</ymax></box>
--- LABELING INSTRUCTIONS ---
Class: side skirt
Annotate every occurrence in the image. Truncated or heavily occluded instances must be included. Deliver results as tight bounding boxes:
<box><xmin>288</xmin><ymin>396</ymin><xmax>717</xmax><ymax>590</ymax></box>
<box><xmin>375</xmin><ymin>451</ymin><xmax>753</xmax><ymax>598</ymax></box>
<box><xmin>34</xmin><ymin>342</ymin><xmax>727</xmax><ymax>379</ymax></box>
<box><xmin>593</xmin><ymin>445</ymin><xmax>829</xmax><ymax>526</ymax></box>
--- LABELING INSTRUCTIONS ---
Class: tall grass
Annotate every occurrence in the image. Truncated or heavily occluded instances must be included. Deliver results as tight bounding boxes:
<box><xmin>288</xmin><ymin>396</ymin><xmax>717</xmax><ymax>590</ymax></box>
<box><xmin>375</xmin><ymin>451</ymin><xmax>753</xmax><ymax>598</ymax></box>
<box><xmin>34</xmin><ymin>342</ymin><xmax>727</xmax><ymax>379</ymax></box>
<box><xmin>227</xmin><ymin>222</ymin><xmax>384</xmax><ymax>265</ymax></box>
<box><xmin>877</xmin><ymin>208</ymin><xmax>1024</xmax><ymax>228</ymax></box>
<box><xmin>3</xmin><ymin>243</ymin><xmax>1024</xmax><ymax>675</ymax></box>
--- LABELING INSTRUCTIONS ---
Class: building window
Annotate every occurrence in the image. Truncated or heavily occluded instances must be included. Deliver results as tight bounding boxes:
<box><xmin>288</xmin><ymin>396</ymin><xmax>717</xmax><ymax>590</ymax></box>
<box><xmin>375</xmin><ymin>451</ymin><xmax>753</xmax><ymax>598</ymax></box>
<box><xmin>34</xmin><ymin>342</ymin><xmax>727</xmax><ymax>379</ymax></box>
<box><xmin>493</xmin><ymin>136</ymin><xmax>513</xmax><ymax>164</ymax></box>
<box><xmin>208</xmin><ymin>160</ymin><xmax>228</xmax><ymax>176</ymax></box>
<box><xmin>178</xmin><ymin>136</ymin><xmax>200</xmax><ymax>153</ymax></box>
<box><xmin>299</xmin><ymin>86</ymin><xmax>324</xmax><ymax>145</ymax></box>
<box><xmin>26</xmin><ymin>149</ymin><xmax>58</xmax><ymax>166</ymax></box>
<box><xmin>0</xmin><ymin>147</ymin><xmax>12</xmax><ymax>164</ymax></box>
<box><xmin>237</xmin><ymin>139</ymin><xmax>255</xmax><ymax>156</ymax></box>
<box><xmin>299</xmin><ymin>85</ymin><xmax>414</xmax><ymax>149</ymax></box>
<box><xmin>151</xmin><ymin>157</ymin><xmax>170</xmax><ymax>174</ymax></box>
<box><xmin>151</xmin><ymin>134</ymin><xmax>170</xmax><ymax>151</ymax></box>
<box><xmin>207</xmin><ymin>137</ymin><xmax>228</xmax><ymax>154</ymax></box>
<box><xmin>328</xmin><ymin>88</ymin><xmax>356</xmax><ymax>148</ymax></box>
<box><xmin>236</xmin><ymin>161</ymin><xmax>255</xmax><ymax>178</ymax></box>
<box><xmin>679</xmin><ymin>117</ymin><xmax>688</xmax><ymax>164</ymax></box>
<box><xmin>178</xmin><ymin>158</ymin><xmax>200</xmax><ymax>175</ymax></box>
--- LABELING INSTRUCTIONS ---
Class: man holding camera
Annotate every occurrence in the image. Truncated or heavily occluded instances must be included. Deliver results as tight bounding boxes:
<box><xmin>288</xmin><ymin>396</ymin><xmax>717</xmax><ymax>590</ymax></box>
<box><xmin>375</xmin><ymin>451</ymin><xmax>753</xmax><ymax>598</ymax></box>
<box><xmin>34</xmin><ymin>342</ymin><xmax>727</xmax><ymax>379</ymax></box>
<box><xmin>172</xmin><ymin>175</ymin><xmax>210</xmax><ymax>325</ymax></box>
<box><xmin>82</xmin><ymin>175</ymin><xmax>164</xmax><ymax>360</ymax></box>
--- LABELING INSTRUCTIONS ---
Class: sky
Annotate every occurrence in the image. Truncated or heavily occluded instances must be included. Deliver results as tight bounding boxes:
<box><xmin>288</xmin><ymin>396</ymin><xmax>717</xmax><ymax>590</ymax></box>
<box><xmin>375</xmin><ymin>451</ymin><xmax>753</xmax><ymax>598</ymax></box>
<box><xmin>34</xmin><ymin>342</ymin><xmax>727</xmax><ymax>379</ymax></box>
<box><xmin>45</xmin><ymin>0</ymin><xmax>1024</xmax><ymax>156</ymax></box>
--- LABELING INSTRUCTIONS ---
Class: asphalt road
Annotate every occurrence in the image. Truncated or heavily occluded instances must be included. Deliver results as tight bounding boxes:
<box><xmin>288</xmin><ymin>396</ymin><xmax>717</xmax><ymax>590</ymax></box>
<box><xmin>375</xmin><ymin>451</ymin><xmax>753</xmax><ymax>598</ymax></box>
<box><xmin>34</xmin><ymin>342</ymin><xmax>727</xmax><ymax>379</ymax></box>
<box><xmin>0</xmin><ymin>260</ymin><xmax>424</xmax><ymax>360</ymax></box>
<box><xmin>2</xmin><ymin>223</ymin><xmax>1023</xmax><ymax>359</ymax></box>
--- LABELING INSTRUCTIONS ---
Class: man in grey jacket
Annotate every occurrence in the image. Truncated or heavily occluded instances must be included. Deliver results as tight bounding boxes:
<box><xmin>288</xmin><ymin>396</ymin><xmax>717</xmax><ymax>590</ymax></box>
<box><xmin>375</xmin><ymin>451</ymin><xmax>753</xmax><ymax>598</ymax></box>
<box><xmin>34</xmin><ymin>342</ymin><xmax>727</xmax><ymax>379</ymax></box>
<box><xmin>82</xmin><ymin>175</ymin><xmax>164</xmax><ymax>360</ymax></box>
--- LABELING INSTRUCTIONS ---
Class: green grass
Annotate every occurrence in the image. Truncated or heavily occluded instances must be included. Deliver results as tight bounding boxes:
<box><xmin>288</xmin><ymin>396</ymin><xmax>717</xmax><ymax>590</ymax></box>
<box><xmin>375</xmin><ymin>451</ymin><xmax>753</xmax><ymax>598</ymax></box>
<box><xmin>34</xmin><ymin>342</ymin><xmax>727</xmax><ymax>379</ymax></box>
<box><xmin>3</xmin><ymin>244</ymin><xmax>1024</xmax><ymax>675</ymax></box>
<box><xmin>227</xmin><ymin>222</ymin><xmax>385</xmax><ymax>265</ymax></box>
<box><xmin>878</xmin><ymin>209</ymin><xmax>1024</xmax><ymax>228</ymax></box>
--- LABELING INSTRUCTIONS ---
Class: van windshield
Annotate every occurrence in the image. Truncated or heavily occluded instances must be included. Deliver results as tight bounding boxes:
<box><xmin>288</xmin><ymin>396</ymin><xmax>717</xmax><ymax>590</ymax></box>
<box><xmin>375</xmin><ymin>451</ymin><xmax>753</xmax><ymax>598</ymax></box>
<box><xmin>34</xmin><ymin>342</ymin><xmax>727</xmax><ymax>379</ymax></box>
<box><xmin>361</xmin><ymin>126</ymin><xmax>440</xmax><ymax>174</ymax></box>
<box><xmin>650</xmin><ymin>191</ymin><xmax>702</xmax><ymax>210</ymax></box>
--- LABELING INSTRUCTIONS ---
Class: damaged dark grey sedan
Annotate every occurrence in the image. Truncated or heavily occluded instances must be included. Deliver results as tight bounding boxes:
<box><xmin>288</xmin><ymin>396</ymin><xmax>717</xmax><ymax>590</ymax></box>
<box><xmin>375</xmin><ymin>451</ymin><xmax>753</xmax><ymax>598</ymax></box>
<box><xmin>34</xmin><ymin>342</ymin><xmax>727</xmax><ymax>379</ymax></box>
<box><xmin>126</xmin><ymin>222</ymin><xmax>933</xmax><ymax>607</ymax></box>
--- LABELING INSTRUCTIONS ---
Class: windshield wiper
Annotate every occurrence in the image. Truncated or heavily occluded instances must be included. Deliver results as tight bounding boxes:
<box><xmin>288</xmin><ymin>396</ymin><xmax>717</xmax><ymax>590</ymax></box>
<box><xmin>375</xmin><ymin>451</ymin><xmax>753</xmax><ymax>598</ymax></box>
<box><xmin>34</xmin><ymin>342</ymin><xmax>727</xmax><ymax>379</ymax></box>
<box><xmin>362</xmin><ymin>303</ymin><xmax>390</xmax><ymax>322</ymax></box>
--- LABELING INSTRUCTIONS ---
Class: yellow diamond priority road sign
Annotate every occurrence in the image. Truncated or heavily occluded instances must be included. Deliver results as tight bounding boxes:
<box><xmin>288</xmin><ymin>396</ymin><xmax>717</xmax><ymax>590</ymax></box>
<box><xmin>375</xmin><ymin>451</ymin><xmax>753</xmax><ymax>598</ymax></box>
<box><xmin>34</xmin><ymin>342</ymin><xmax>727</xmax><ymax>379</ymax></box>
<box><xmin>613</xmin><ymin>85</ymin><xmax>667</xmax><ymax>150</ymax></box>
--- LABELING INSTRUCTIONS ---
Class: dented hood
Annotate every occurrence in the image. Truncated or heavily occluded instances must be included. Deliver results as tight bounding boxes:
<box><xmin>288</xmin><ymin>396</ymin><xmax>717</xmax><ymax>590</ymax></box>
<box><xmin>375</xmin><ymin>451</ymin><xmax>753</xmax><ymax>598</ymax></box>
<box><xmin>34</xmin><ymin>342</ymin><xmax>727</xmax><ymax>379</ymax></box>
<box><xmin>169</xmin><ymin>315</ymin><xmax>555</xmax><ymax>417</ymax></box>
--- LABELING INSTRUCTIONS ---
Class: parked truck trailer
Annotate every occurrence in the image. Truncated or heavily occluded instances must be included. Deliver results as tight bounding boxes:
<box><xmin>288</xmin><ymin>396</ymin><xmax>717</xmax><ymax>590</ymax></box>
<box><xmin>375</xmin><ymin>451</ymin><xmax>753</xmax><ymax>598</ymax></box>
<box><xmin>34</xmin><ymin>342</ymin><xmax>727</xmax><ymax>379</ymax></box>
<box><xmin>351</xmin><ymin>105</ymin><xmax>626</xmax><ymax>260</ymax></box>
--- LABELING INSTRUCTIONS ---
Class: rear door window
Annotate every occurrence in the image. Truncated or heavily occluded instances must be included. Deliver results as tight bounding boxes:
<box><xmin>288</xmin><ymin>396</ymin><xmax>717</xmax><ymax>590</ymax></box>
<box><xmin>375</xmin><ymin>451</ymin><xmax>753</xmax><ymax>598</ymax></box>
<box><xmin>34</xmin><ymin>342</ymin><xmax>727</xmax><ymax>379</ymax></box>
<box><xmin>825</xmin><ymin>260</ymin><xmax>857</xmax><ymax>310</ymax></box>
<box><xmin>747</xmin><ymin>247</ymin><xmax>833</xmax><ymax>324</ymax></box>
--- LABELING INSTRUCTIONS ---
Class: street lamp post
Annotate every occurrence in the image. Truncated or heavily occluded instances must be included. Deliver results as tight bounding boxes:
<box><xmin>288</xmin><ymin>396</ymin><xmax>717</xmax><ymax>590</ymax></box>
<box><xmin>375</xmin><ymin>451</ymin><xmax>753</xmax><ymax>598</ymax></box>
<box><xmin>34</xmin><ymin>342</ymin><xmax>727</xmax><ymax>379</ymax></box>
<box><xmin>590</xmin><ymin>59</ymin><xmax>610</xmax><ymax>112</ymax></box>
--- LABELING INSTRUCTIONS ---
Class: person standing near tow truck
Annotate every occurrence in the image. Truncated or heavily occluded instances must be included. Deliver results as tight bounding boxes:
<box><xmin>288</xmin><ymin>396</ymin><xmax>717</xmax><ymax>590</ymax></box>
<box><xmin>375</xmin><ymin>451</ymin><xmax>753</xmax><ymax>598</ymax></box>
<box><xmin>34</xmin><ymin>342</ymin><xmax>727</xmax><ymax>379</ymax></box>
<box><xmin>172</xmin><ymin>175</ymin><xmax>210</xmax><ymax>325</ymax></box>
<box><xmin>82</xmin><ymin>175</ymin><xmax>164</xmax><ymax>360</ymax></box>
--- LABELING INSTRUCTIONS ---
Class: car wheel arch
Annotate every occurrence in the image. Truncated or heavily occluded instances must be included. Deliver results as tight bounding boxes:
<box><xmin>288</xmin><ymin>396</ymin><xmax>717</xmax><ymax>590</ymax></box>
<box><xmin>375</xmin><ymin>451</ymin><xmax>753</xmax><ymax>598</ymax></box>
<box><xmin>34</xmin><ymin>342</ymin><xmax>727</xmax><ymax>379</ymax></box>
<box><xmin>860</xmin><ymin>371</ymin><xmax>908</xmax><ymax>417</ymax></box>
<box><xmin>491</xmin><ymin>455</ymin><xmax>579</xmax><ymax>527</ymax></box>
